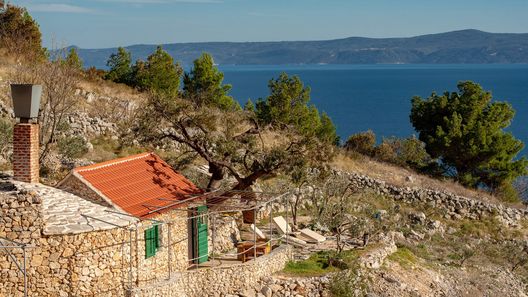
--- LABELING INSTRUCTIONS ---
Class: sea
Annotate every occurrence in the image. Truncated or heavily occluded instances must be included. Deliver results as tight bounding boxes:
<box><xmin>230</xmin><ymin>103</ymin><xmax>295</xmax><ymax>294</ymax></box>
<box><xmin>219</xmin><ymin>64</ymin><xmax>528</xmax><ymax>158</ymax></box>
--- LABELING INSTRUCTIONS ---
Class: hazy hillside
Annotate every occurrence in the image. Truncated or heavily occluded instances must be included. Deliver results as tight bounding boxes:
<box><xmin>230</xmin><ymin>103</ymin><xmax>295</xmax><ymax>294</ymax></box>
<box><xmin>75</xmin><ymin>30</ymin><xmax>528</xmax><ymax>68</ymax></box>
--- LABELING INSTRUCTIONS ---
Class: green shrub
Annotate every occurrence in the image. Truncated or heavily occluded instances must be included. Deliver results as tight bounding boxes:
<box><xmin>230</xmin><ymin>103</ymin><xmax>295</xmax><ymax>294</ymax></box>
<box><xmin>58</xmin><ymin>136</ymin><xmax>88</xmax><ymax>158</ymax></box>
<box><xmin>496</xmin><ymin>182</ymin><xmax>521</xmax><ymax>203</ymax></box>
<box><xmin>329</xmin><ymin>264</ymin><xmax>367</xmax><ymax>297</ymax></box>
<box><xmin>283</xmin><ymin>251</ymin><xmax>337</xmax><ymax>276</ymax></box>
<box><xmin>345</xmin><ymin>130</ymin><xmax>376</xmax><ymax>156</ymax></box>
<box><xmin>388</xmin><ymin>246</ymin><xmax>417</xmax><ymax>268</ymax></box>
<box><xmin>373</xmin><ymin>139</ymin><xmax>397</xmax><ymax>163</ymax></box>
<box><xmin>374</xmin><ymin>136</ymin><xmax>432</xmax><ymax>170</ymax></box>
<box><xmin>0</xmin><ymin>117</ymin><xmax>13</xmax><ymax>161</ymax></box>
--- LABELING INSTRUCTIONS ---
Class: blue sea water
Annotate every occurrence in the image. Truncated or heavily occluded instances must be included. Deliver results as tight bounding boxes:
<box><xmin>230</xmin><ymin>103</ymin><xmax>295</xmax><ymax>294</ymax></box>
<box><xmin>219</xmin><ymin>64</ymin><xmax>528</xmax><ymax>158</ymax></box>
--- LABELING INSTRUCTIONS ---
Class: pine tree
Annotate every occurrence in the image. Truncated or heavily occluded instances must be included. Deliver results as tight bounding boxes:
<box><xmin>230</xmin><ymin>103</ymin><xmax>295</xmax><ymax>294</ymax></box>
<box><xmin>134</xmin><ymin>46</ymin><xmax>182</xmax><ymax>97</ymax></box>
<box><xmin>0</xmin><ymin>5</ymin><xmax>45</xmax><ymax>62</ymax></box>
<box><xmin>183</xmin><ymin>52</ymin><xmax>238</xmax><ymax>110</ymax></box>
<box><xmin>105</xmin><ymin>47</ymin><xmax>132</xmax><ymax>84</ymax></box>
<box><xmin>244</xmin><ymin>99</ymin><xmax>255</xmax><ymax>112</ymax></box>
<box><xmin>410</xmin><ymin>81</ymin><xmax>528</xmax><ymax>189</ymax></box>
<box><xmin>65</xmin><ymin>48</ymin><xmax>83</xmax><ymax>71</ymax></box>
<box><xmin>256</xmin><ymin>72</ymin><xmax>337</xmax><ymax>144</ymax></box>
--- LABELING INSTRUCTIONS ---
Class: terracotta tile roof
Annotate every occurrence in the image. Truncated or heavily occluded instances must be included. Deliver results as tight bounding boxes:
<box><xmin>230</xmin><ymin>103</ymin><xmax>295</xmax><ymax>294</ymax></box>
<box><xmin>74</xmin><ymin>152</ymin><xmax>203</xmax><ymax>218</ymax></box>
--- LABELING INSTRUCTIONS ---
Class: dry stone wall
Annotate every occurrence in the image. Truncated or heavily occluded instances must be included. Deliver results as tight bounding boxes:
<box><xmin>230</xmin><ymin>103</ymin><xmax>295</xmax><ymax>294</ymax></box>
<box><xmin>347</xmin><ymin>172</ymin><xmax>528</xmax><ymax>227</ymax></box>
<box><xmin>66</xmin><ymin>111</ymin><xmax>119</xmax><ymax>138</ymax></box>
<box><xmin>129</xmin><ymin>245</ymin><xmax>293</xmax><ymax>297</ymax></box>
<box><xmin>0</xmin><ymin>189</ymin><xmax>43</xmax><ymax>297</ymax></box>
<box><xmin>253</xmin><ymin>275</ymin><xmax>331</xmax><ymax>297</ymax></box>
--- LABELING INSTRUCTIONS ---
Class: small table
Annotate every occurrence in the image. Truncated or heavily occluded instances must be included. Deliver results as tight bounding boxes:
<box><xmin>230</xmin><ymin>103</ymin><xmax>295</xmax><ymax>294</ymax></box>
<box><xmin>236</xmin><ymin>241</ymin><xmax>271</xmax><ymax>262</ymax></box>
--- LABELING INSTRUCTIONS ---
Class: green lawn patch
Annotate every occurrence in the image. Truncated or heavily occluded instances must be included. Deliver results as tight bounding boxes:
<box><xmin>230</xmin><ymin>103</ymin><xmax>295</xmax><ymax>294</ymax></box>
<box><xmin>388</xmin><ymin>246</ymin><xmax>417</xmax><ymax>268</ymax></box>
<box><xmin>282</xmin><ymin>250</ymin><xmax>358</xmax><ymax>277</ymax></box>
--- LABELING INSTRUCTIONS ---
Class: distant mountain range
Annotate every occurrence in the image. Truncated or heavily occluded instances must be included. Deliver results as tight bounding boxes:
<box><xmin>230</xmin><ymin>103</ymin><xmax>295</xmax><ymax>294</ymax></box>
<box><xmin>74</xmin><ymin>29</ymin><xmax>528</xmax><ymax>69</ymax></box>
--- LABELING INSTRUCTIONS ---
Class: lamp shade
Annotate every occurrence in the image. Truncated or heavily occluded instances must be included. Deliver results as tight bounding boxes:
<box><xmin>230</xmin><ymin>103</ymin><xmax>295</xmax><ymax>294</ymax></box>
<box><xmin>11</xmin><ymin>84</ymin><xmax>42</xmax><ymax>119</ymax></box>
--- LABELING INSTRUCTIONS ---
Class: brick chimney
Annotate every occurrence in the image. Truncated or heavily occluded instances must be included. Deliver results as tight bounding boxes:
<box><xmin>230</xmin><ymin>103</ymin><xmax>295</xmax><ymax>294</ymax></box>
<box><xmin>13</xmin><ymin>123</ymin><xmax>40</xmax><ymax>183</ymax></box>
<box><xmin>10</xmin><ymin>84</ymin><xmax>42</xmax><ymax>183</ymax></box>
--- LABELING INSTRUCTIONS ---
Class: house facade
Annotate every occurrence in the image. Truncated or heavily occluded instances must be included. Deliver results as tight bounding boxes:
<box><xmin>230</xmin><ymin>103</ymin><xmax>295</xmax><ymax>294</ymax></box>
<box><xmin>57</xmin><ymin>152</ymin><xmax>211</xmax><ymax>273</ymax></box>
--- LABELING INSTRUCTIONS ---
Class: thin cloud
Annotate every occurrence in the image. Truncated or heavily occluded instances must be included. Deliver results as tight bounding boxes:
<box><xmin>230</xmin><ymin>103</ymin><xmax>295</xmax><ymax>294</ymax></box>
<box><xmin>248</xmin><ymin>12</ymin><xmax>286</xmax><ymax>18</ymax></box>
<box><xmin>96</xmin><ymin>0</ymin><xmax>223</xmax><ymax>3</ymax></box>
<box><xmin>27</xmin><ymin>3</ymin><xmax>98</xmax><ymax>13</ymax></box>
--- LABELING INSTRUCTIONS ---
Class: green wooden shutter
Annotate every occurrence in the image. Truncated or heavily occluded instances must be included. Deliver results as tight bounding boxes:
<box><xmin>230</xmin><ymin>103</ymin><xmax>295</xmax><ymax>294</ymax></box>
<box><xmin>153</xmin><ymin>225</ymin><xmax>161</xmax><ymax>247</ymax></box>
<box><xmin>145</xmin><ymin>228</ymin><xmax>152</xmax><ymax>258</ymax></box>
<box><xmin>145</xmin><ymin>226</ymin><xmax>159</xmax><ymax>259</ymax></box>
<box><xmin>197</xmin><ymin>206</ymin><xmax>208</xmax><ymax>264</ymax></box>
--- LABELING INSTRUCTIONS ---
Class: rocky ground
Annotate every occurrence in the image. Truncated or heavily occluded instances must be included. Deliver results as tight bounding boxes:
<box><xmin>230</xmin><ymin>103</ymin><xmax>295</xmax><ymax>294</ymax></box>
<box><xmin>368</xmin><ymin>261</ymin><xmax>527</xmax><ymax>297</ymax></box>
<box><xmin>225</xmin><ymin>192</ymin><xmax>528</xmax><ymax>297</ymax></box>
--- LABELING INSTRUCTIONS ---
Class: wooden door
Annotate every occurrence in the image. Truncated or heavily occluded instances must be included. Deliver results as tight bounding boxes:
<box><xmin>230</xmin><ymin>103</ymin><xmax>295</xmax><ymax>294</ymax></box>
<box><xmin>189</xmin><ymin>206</ymin><xmax>208</xmax><ymax>264</ymax></box>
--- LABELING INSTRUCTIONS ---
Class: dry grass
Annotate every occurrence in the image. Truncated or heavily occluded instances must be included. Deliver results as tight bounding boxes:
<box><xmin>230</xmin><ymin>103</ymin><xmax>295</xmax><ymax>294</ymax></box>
<box><xmin>332</xmin><ymin>152</ymin><xmax>522</xmax><ymax>207</ymax></box>
<box><xmin>78</xmin><ymin>79</ymin><xmax>145</xmax><ymax>103</ymax></box>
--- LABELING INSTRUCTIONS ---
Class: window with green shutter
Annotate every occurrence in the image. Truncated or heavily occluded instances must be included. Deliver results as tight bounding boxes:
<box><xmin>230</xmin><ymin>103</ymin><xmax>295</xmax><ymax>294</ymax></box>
<box><xmin>145</xmin><ymin>225</ymin><xmax>160</xmax><ymax>259</ymax></box>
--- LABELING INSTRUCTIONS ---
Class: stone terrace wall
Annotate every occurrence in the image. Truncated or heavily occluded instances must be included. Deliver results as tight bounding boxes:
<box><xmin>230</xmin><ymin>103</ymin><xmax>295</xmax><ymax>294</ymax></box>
<box><xmin>129</xmin><ymin>245</ymin><xmax>294</xmax><ymax>297</ymax></box>
<box><xmin>348</xmin><ymin>172</ymin><xmax>528</xmax><ymax>226</ymax></box>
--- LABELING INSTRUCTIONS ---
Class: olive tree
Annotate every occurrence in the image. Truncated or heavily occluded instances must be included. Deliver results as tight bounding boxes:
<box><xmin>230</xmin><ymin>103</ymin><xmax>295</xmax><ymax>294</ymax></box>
<box><xmin>12</xmin><ymin>51</ymin><xmax>79</xmax><ymax>163</ymax></box>
<box><xmin>132</xmin><ymin>94</ymin><xmax>333</xmax><ymax>196</ymax></box>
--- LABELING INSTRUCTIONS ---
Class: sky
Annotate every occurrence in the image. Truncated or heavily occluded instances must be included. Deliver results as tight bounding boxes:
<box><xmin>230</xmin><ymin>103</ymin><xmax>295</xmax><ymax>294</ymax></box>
<box><xmin>10</xmin><ymin>0</ymin><xmax>528</xmax><ymax>49</ymax></box>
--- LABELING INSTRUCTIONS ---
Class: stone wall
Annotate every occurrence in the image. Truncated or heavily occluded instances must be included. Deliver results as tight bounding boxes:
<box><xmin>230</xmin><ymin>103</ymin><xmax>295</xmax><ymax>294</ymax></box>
<box><xmin>135</xmin><ymin>212</ymin><xmax>189</xmax><ymax>286</ymax></box>
<box><xmin>0</xmin><ymin>189</ymin><xmax>43</xmax><ymax>297</ymax></box>
<box><xmin>347</xmin><ymin>172</ymin><xmax>528</xmax><ymax>227</ymax></box>
<box><xmin>0</xmin><ymin>186</ymin><xmax>192</xmax><ymax>297</ymax></box>
<box><xmin>57</xmin><ymin>173</ymin><xmax>114</xmax><ymax>208</ymax></box>
<box><xmin>66</xmin><ymin>111</ymin><xmax>119</xmax><ymax>138</ymax></box>
<box><xmin>254</xmin><ymin>275</ymin><xmax>331</xmax><ymax>297</ymax></box>
<box><xmin>0</xmin><ymin>93</ymin><xmax>119</xmax><ymax>139</ymax></box>
<box><xmin>209</xmin><ymin>214</ymin><xmax>241</xmax><ymax>254</ymax></box>
<box><xmin>0</xmin><ymin>188</ymin><xmax>134</xmax><ymax>297</ymax></box>
<box><xmin>129</xmin><ymin>245</ymin><xmax>293</xmax><ymax>297</ymax></box>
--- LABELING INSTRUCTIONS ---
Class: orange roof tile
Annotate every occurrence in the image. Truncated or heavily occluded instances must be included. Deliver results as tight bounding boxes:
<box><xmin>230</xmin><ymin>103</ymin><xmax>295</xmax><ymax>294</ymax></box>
<box><xmin>74</xmin><ymin>152</ymin><xmax>203</xmax><ymax>218</ymax></box>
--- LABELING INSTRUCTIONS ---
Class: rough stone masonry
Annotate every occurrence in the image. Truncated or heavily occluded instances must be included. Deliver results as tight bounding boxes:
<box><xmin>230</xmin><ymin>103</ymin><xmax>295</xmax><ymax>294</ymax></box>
<box><xmin>347</xmin><ymin>172</ymin><xmax>528</xmax><ymax>227</ymax></box>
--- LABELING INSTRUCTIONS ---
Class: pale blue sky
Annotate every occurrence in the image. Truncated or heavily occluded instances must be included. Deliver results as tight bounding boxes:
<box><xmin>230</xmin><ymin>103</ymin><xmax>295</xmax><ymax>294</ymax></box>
<box><xmin>12</xmin><ymin>0</ymin><xmax>528</xmax><ymax>48</ymax></box>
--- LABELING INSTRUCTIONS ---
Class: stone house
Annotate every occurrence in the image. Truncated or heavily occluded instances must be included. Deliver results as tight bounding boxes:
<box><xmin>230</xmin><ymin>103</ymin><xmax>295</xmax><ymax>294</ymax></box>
<box><xmin>57</xmin><ymin>152</ymin><xmax>209</xmax><ymax>269</ymax></box>
<box><xmin>1</xmin><ymin>118</ymin><xmax>291</xmax><ymax>296</ymax></box>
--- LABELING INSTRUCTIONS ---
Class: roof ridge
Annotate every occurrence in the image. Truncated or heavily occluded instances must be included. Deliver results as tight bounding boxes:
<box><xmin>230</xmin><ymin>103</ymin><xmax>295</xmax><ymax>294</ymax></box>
<box><xmin>75</xmin><ymin>152</ymin><xmax>153</xmax><ymax>173</ymax></box>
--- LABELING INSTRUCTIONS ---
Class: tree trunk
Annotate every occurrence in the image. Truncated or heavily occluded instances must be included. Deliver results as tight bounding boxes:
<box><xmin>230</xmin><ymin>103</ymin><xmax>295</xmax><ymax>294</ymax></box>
<box><xmin>206</xmin><ymin>169</ymin><xmax>266</xmax><ymax>205</ymax></box>
<box><xmin>206</xmin><ymin>162</ymin><xmax>224</xmax><ymax>191</ymax></box>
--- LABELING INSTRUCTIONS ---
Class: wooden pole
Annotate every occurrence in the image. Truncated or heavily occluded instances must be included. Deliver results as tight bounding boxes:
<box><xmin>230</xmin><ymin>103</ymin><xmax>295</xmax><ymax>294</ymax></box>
<box><xmin>23</xmin><ymin>245</ymin><xmax>27</xmax><ymax>297</ymax></box>
<box><xmin>211</xmin><ymin>214</ymin><xmax>215</xmax><ymax>265</ymax></box>
<box><xmin>168</xmin><ymin>222</ymin><xmax>172</xmax><ymax>279</ymax></box>
<box><xmin>269</xmin><ymin>203</ymin><xmax>273</xmax><ymax>247</ymax></box>
<box><xmin>253</xmin><ymin>207</ymin><xmax>257</xmax><ymax>261</ymax></box>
